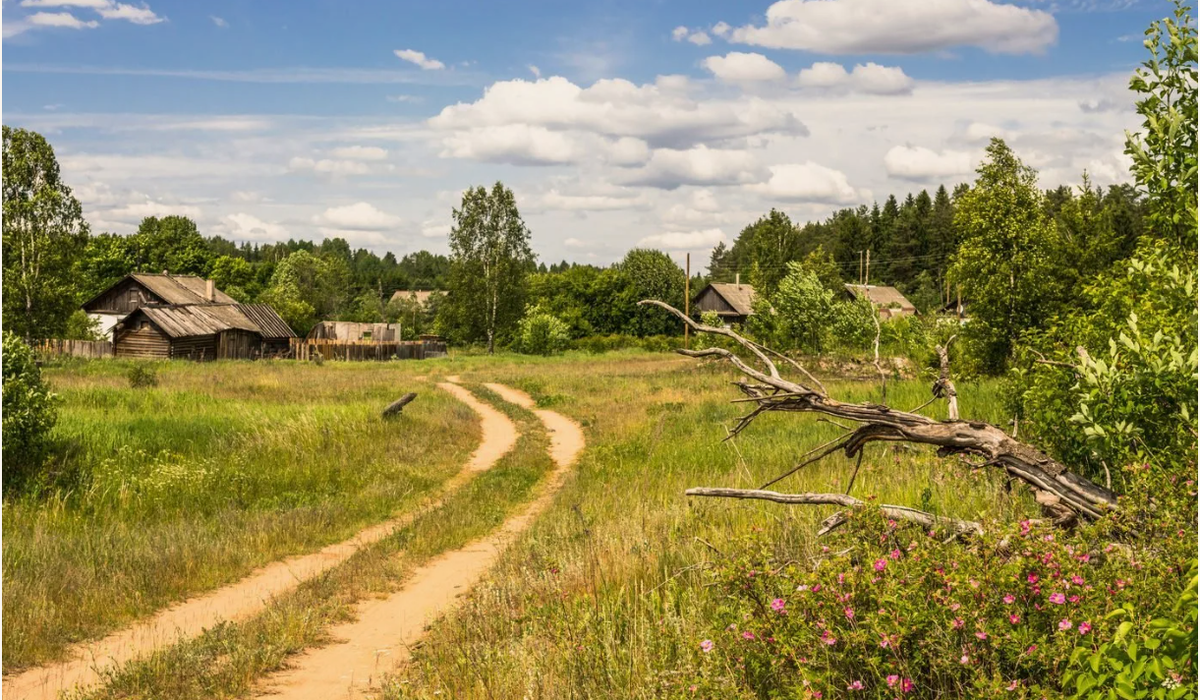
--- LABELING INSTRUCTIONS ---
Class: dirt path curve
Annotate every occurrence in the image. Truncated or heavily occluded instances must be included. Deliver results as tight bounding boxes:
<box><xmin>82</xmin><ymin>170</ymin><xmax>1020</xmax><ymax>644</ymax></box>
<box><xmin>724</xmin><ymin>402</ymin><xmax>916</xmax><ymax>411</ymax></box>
<box><xmin>2</xmin><ymin>381</ymin><xmax>518</xmax><ymax>700</ymax></box>
<box><xmin>254</xmin><ymin>383</ymin><xmax>585</xmax><ymax>700</ymax></box>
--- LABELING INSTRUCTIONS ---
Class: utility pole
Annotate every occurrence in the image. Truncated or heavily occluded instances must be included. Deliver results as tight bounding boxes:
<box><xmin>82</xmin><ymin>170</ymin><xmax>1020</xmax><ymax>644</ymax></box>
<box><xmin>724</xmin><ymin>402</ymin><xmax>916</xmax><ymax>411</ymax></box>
<box><xmin>684</xmin><ymin>253</ymin><xmax>690</xmax><ymax>350</ymax></box>
<box><xmin>859</xmin><ymin>250</ymin><xmax>864</xmax><ymax>285</ymax></box>
<box><xmin>865</xmin><ymin>249</ymin><xmax>870</xmax><ymax>286</ymax></box>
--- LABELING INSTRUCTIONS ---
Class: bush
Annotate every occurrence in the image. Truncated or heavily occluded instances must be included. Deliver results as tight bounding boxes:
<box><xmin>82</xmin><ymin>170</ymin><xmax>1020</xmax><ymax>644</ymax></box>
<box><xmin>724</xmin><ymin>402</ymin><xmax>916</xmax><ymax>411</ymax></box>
<box><xmin>691</xmin><ymin>466</ymin><xmax>1197</xmax><ymax>699</ymax></box>
<box><xmin>127</xmin><ymin>363</ymin><xmax>159</xmax><ymax>389</ymax></box>
<box><xmin>2</xmin><ymin>332</ymin><xmax>58</xmax><ymax>491</ymax></box>
<box><xmin>517</xmin><ymin>306</ymin><xmax>571</xmax><ymax>356</ymax></box>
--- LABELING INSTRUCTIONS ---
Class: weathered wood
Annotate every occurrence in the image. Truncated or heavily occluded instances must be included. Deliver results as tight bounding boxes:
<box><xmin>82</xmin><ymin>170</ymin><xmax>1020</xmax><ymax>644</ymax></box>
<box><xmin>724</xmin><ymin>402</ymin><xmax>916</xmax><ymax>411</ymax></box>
<box><xmin>685</xmin><ymin>487</ymin><xmax>983</xmax><ymax>537</ymax></box>
<box><xmin>638</xmin><ymin>299</ymin><xmax>1118</xmax><ymax>525</ymax></box>
<box><xmin>382</xmin><ymin>392</ymin><xmax>418</xmax><ymax>418</ymax></box>
<box><xmin>933</xmin><ymin>336</ymin><xmax>958</xmax><ymax>420</ymax></box>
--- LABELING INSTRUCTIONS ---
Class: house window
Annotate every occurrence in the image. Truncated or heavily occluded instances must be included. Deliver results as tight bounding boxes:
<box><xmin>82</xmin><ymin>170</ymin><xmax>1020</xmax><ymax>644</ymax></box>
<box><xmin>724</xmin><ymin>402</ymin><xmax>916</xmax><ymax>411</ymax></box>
<box><xmin>362</xmin><ymin>331</ymin><xmax>372</xmax><ymax>340</ymax></box>
<box><xmin>140</xmin><ymin>322</ymin><xmax>149</xmax><ymax>330</ymax></box>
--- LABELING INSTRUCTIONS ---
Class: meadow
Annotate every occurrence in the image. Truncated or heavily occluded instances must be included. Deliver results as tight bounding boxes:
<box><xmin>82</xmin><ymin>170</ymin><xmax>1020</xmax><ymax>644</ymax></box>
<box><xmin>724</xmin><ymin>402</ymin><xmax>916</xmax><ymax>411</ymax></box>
<box><xmin>3</xmin><ymin>351</ymin><xmax>1031</xmax><ymax>698</ymax></box>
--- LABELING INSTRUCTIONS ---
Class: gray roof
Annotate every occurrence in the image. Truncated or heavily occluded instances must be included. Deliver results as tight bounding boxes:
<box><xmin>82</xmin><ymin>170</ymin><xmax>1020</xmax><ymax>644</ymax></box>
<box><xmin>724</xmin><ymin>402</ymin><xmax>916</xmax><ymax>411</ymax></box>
<box><xmin>844</xmin><ymin>284</ymin><xmax>917</xmax><ymax>312</ymax></box>
<box><xmin>702</xmin><ymin>283</ymin><xmax>758</xmax><ymax>316</ymax></box>
<box><xmin>389</xmin><ymin>290</ymin><xmax>443</xmax><ymax>305</ymax></box>
<box><xmin>131</xmin><ymin>303</ymin><xmax>294</xmax><ymax>339</ymax></box>
<box><xmin>130</xmin><ymin>273</ymin><xmax>239</xmax><ymax>305</ymax></box>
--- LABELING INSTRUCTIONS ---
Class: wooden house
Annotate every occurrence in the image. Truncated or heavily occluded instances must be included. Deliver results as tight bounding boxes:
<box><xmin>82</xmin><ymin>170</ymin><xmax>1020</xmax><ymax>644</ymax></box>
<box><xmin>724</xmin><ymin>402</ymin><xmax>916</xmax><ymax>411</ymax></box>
<box><xmin>843</xmin><ymin>284</ymin><xmax>917</xmax><ymax>320</ymax></box>
<box><xmin>84</xmin><ymin>273</ymin><xmax>296</xmax><ymax>360</ymax></box>
<box><xmin>306</xmin><ymin>321</ymin><xmax>400</xmax><ymax>342</ymax></box>
<box><xmin>388</xmin><ymin>290</ymin><xmax>444</xmax><ymax>307</ymax></box>
<box><xmin>693</xmin><ymin>280</ymin><xmax>758</xmax><ymax>326</ymax></box>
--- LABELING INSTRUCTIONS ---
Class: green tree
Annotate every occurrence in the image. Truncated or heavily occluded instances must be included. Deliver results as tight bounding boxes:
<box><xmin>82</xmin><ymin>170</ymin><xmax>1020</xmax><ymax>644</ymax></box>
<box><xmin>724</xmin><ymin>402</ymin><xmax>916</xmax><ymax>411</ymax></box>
<box><xmin>1125</xmin><ymin>0</ymin><xmax>1197</xmax><ymax>249</ymax></box>
<box><xmin>516</xmin><ymin>305</ymin><xmax>571</xmax><ymax>355</ymax></box>
<box><xmin>257</xmin><ymin>249</ymin><xmax>348</xmax><ymax>334</ymax></box>
<box><xmin>950</xmin><ymin>139</ymin><xmax>1062</xmax><ymax>373</ymax></box>
<box><xmin>2</xmin><ymin>126</ymin><xmax>89</xmax><ymax>340</ymax></box>
<box><xmin>441</xmin><ymin>182</ymin><xmax>536</xmax><ymax>352</ymax></box>
<box><xmin>2</xmin><ymin>332</ymin><xmax>58</xmax><ymax>492</ymax></box>
<box><xmin>209</xmin><ymin>255</ymin><xmax>259</xmax><ymax>302</ymax></box>
<box><xmin>755</xmin><ymin>262</ymin><xmax>837</xmax><ymax>353</ymax></box>
<box><xmin>130</xmin><ymin>215</ymin><xmax>212</xmax><ymax>275</ymax></box>
<box><xmin>615</xmin><ymin>248</ymin><xmax>686</xmax><ymax>337</ymax></box>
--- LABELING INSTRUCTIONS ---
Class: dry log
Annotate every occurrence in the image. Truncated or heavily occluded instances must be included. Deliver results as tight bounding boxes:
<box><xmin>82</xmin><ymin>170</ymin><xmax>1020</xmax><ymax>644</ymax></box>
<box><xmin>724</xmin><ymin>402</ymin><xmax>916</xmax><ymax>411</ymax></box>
<box><xmin>382</xmin><ymin>392</ymin><xmax>417</xmax><ymax>418</ymax></box>
<box><xmin>685</xmin><ymin>487</ymin><xmax>983</xmax><ymax>537</ymax></box>
<box><xmin>638</xmin><ymin>299</ymin><xmax>1117</xmax><ymax>525</ymax></box>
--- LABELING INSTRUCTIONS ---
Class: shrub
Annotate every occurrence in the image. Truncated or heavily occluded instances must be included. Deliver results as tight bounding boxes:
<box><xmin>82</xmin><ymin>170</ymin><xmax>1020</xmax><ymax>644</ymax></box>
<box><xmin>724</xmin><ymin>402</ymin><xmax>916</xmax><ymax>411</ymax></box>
<box><xmin>127</xmin><ymin>363</ymin><xmax>159</xmax><ymax>389</ymax></box>
<box><xmin>691</xmin><ymin>465</ymin><xmax>1197</xmax><ymax>699</ymax></box>
<box><xmin>2</xmin><ymin>332</ymin><xmax>58</xmax><ymax>491</ymax></box>
<box><xmin>517</xmin><ymin>306</ymin><xmax>571</xmax><ymax>356</ymax></box>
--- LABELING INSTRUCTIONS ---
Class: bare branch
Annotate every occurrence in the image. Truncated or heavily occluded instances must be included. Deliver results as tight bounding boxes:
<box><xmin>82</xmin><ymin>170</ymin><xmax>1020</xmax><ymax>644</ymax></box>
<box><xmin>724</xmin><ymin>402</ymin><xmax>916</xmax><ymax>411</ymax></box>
<box><xmin>685</xmin><ymin>487</ymin><xmax>983</xmax><ymax>537</ymax></box>
<box><xmin>758</xmin><ymin>434</ymin><xmax>852</xmax><ymax>490</ymax></box>
<box><xmin>871</xmin><ymin>310</ymin><xmax>887</xmax><ymax>403</ymax></box>
<box><xmin>933</xmin><ymin>342</ymin><xmax>958</xmax><ymax>421</ymax></box>
<box><xmin>639</xmin><ymin>300</ymin><xmax>784</xmax><ymax>381</ymax></box>
<box><xmin>748</xmin><ymin>340</ymin><xmax>828</xmax><ymax>397</ymax></box>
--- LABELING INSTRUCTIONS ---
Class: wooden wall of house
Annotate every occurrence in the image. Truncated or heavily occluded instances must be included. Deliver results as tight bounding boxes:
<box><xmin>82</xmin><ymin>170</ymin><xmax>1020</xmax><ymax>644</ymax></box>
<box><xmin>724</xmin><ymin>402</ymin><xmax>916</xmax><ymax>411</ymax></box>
<box><xmin>170</xmin><ymin>335</ymin><xmax>219</xmax><ymax>361</ymax></box>
<box><xmin>85</xmin><ymin>279</ymin><xmax>160</xmax><ymax>314</ymax></box>
<box><xmin>217</xmin><ymin>330</ymin><xmax>262</xmax><ymax>359</ymax></box>
<box><xmin>694</xmin><ymin>288</ymin><xmax>735</xmax><ymax>314</ymax></box>
<box><xmin>114</xmin><ymin>322</ymin><xmax>171</xmax><ymax>359</ymax></box>
<box><xmin>262</xmin><ymin>338</ymin><xmax>291</xmax><ymax>357</ymax></box>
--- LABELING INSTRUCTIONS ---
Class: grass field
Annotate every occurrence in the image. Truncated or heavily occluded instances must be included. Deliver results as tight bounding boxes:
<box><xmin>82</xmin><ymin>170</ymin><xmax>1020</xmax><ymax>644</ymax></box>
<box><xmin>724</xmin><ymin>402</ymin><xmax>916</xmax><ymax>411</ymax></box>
<box><xmin>3</xmin><ymin>350</ymin><xmax>1034</xmax><ymax>698</ymax></box>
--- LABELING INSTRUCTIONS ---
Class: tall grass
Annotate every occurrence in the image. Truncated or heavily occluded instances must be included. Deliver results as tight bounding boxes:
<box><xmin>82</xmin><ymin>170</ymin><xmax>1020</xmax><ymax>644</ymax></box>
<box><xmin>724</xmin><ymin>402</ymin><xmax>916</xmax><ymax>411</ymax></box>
<box><xmin>3</xmin><ymin>360</ymin><xmax>477</xmax><ymax>671</ymax></box>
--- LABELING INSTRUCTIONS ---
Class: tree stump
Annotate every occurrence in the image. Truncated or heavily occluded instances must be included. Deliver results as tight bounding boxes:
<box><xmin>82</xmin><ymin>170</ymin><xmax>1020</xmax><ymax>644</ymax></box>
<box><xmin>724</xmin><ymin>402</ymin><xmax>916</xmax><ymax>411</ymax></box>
<box><xmin>382</xmin><ymin>392</ymin><xmax>417</xmax><ymax>418</ymax></box>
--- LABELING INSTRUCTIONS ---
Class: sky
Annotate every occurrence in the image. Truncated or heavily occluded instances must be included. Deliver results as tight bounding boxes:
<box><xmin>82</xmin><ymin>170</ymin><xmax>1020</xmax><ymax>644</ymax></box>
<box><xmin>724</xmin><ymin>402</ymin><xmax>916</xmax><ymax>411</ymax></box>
<box><xmin>1</xmin><ymin>0</ymin><xmax>1168</xmax><ymax>268</ymax></box>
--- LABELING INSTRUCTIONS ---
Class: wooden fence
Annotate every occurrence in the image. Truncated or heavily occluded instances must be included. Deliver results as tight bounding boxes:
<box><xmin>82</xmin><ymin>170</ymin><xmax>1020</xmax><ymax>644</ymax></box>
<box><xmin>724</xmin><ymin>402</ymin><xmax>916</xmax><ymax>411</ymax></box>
<box><xmin>35</xmin><ymin>339</ymin><xmax>114</xmax><ymax>359</ymax></box>
<box><xmin>290</xmin><ymin>338</ymin><xmax>447</xmax><ymax>362</ymax></box>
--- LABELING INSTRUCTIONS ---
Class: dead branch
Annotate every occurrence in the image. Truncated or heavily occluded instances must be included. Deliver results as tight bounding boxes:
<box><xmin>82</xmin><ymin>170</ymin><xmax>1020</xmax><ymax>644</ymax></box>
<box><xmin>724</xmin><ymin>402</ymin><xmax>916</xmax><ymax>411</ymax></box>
<box><xmin>933</xmin><ymin>337</ymin><xmax>958</xmax><ymax>420</ymax></box>
<box><xmin>640</xmin><ymin>300</ymin><xmax>1118</xmax><ymax>526</ymax></box>
<box><xmin>382</xmin><ymin>392</ymin><xmax>417</xmax><ymax>418</ymax></box>
<box><xmin>685</xmin><ymin>487</ymin><xmax>983</xmax><ymax>537</ymax></box>
<box><xmin>871</xmin><ymin>310</ymin><xmax>887</xmax><ymax>403</ymax></box>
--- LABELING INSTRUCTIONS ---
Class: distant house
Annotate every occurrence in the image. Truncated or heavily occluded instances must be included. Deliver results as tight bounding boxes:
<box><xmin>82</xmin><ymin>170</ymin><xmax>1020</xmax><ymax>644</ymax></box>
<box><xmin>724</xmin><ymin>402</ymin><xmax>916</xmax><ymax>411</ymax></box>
<box><xmin>843</xmin><ymin>284</ymin><xmax>917</xmax><ymax>320</ymax></box>
<box><xmin>693</xmin><ymin>280</ymin><xmax>758</xmax><ymax>326</ymax></box>
<box><xmin>388</xmin><ymin>290</ymin><xmax>444</xmax><ymax>307</ymax></box>
<box><xmin>83</xmin><ymin>272</ymin><xmax>296</xmax><ymax>360</ymax></box>
<box><xmin>307</xmin><ymin>321</ymin><xmax>400</xmax><ymax>342</ymax></box>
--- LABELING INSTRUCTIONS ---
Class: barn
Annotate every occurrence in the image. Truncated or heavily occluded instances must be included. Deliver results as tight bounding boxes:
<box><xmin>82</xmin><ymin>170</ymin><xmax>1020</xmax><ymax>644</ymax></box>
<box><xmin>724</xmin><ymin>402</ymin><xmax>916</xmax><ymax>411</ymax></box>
<box><xmin>843</xmin><ymin>284</ymin><xmax>918</xmax><ymax>320</ymax></box>
<box><xmin>693</xmin><ymin>281</ymin><xmax>758</xmax><ymax>326</ymax></box>
<box><xmin>306</xmin><ymin>321</ymin><xmax>400</xmax><ymax>341</ymax></box>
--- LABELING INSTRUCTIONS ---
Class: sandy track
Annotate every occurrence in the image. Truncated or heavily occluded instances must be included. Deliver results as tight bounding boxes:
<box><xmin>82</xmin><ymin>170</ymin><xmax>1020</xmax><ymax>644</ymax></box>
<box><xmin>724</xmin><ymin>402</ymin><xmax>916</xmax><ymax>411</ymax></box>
<box><xmin>2</xmin><ymin>381</ymin><xmax>517</xmax><ymax>700</ymax></box>
<box><xmin>254</xmin><ymin>383</ymin><xmax>585</xmax><ymax>700</ymax></box>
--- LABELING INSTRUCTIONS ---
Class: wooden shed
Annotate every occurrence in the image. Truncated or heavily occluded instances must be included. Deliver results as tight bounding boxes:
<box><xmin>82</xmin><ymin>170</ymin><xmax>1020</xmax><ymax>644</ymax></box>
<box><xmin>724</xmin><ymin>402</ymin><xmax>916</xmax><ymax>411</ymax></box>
<box><xmin>693</xmin><ymin>282</ymin><xmax>758</xmax><ymax>326</ymax></box>
<box><xmin>306</xmin><ymin>321</ymin><xmax>400</xmax><ymax>342</ymax></box>
<box><xmin>112</xmin><ymin>304</ymin><xmax>295</xmax><ymax>360</ymax></box>
<box><xmin>844</xmin><ymin>284</ymin><xmax>918</xmax><ymax>320</ymax></box>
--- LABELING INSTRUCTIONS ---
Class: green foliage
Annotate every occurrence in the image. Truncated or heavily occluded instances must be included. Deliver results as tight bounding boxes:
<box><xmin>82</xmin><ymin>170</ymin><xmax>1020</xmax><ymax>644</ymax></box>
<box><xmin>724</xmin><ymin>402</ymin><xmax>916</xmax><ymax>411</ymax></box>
<box><xmin>127</xmin><ymin>363</ymin><xmax>159</xmax><ymax>389</ymax></box>
<box><xmin>440</xmin><ymin>182</ymin><xmax>536</xmax><ymax>352</ymax></box>
<box><xmin>950</xmin><ymin>139</ymin><xmax>1063</xmax><ymax>374</ymax></box>
<box><xmin>829</xmin><ymin>294</ymin><xmax>877</xmax><ymax>351</ymax></box>
<box><xmin>257</xmin><ymin>249</ymin><xmax>349</xmax><ymax>334</ymax></box>
<box><xmin>2</xmin><ymin>126</ymin><xmax>90</xmax><ymax>340</ymax></box>
<box><xmin>129</xmin><ymin>216</ymin><xmax>212</xmax><ymax>276</ymax></box>
<box><xmin>63</xmin><ymin>310</ymin><xmax>103</xmax><ymax>341</ymax></box>
<box><xmin>615</xmin><ymin>248</ymin><xmax>686</xmax><ymax>337</ymax></box>
<box><xmin>1125</xmin><ymin>0</ymin><xmax>1198</xmax><ymax>250</ymax></box>
<box><xmin>516</xmin><ymin>305</ymin><xmax>571</xmax><ymax>356</ymax></box>
<box><xmin>755</xmin><ymin>263</ymin><xmax>837</xmax><ymax>353</ymax></box>
<box><xmin>2</xmin><ymin>332</ymin><xmax>58</xmax><ymax>491</ymax></box>
<box><xmin>209</xmin><ymin>255</ymin><xmax>260</xmax><ymax>302</ymax></box>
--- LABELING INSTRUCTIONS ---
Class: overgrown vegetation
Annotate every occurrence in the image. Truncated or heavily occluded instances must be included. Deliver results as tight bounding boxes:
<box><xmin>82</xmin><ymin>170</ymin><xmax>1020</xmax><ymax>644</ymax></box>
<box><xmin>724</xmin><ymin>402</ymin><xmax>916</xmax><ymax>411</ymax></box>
<box><xmin>2</xmin><ymin>332</ymin><xmax>59</xmax><ymax>493</ymax></box>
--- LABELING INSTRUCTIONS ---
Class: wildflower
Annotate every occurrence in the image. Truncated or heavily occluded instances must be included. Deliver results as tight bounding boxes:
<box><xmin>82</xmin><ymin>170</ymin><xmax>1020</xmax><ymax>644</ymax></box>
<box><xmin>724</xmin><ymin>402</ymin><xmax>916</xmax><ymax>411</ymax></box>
<box><xmin>975</xmin><ymin>630</ymin><xmax>988</xmax><ymax>640</ymax></box>
<box><xmin>886</xmin><ymin>675</ymin><xmax>900</xmax><ymax>687</ymax></box>
<box><xmin>812</xmin><ymin>584</ymin><xmax>822</xmax><ymax>592</ymax></box>
<box><xmin>700</xmin><ymin>640</ymin><xmax>714</xmax><ymax>653</ymax></box>
<box><xmin>1115</xmin><ymin>579</ymin><xmax>1127</xmax><ymax>589</ymax></box>
<box><xmin>796</xmin><ymin>584</ymin><xmax>810</xmax><ymax>592</ymax></box>
<box><xmin>890</xmin><ymin>549</ymin><xmax>901</xmax><ymax>560</ymax></box>
<box><xmin>949</xmin><ymin>602</ymin><xmax>961</xmax><ymax>612</ymax></box>
<box><xmin>1007</xmin><ymin>680</ymin><xmax>1020</xmax><ymax>691</ymax></box>
<box><xmin>1071</xmin><ymin>575</ymin><xmax>1084</xmax><ymax>586</ymax></box>
<box><xmin>952</xmin><ymin>618</ymin><xmax>965</xmax><ymax>629</ymax></box>
<box><xmin>1024</xmin><ymin>644</ymin><xmax>1037</xmax><ymax>655</ymax></box>
<box><xmin>771</xmin><ymin>598</ymin><xmax>786</xmax><ymax>613</ymax></box>
<box><xmin>742</xmin><ymin>631</ymin><xmax>756</xmax><ymax>640</ymax></box>
<box><xmin>901</xmin><ymin>678</ymin><xmax>914</xmax><ymax>693</ymax></box>
<box><xmin>821</xmin><ymin>630</ymin><xmax>838</xmax><ymax>646</ymax></box>
<box><xmin>1049</xmin><ymin>592</ymin><xmax>1066</xmax><ymax>605</ymax></box>
<box><xmin>1057</xmin><ymin>618</ymin><xmax>1072</xmax><ymax>632</ymax></box>
<box><xmin>960</xmin><ymin>654</ymin><xmax>970</xmax><ymax>665</ymax></box>
<box><xmin>1009</xmin><ymin>614</ymin><xmax>1020</xmax><ymax>624</ymax></box>
<box><xmin>1078</xmin><ymin>622</ymin><xmax>1092</xmax><ymax>635</ymax></box>
<box><xmin>1027</xmin><ymin>574</ymin><xmax>1039</xmax><ymax>584</ymax></box>
<box><xmin>847</xmin><ymin>681</ymin><xmax>864</xmax><ymax>690</ymax></box>
<box><xmin>1003</xmin><ymin>594</ymin><xmax>1015</xmax><ymax>604</ymax></box>
<box><xmin>874</xmin><ymin>559</ymin><xmax>888</xmax><ymax>572</ymax></box>
<box><xmin>844</xmin><ymin>607</ymin><xmax>855</xmax><ymax>620</ymax></box>
<box><xmin>837</xmin><ymin>573</ymin><xmax>845</xmax><ymax>584</ymax></box>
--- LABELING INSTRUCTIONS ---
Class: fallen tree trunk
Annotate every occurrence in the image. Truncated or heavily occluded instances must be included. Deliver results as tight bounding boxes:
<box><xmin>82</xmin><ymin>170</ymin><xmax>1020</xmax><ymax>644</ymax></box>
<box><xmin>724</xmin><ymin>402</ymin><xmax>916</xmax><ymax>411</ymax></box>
<box><xmin>639</xmin><ymin>300</ymin><xmax>1117</xmax><ymax>527</ymax></box>
<box><xmin>382</xmin><ymin>392</ymin><xmax>417</xmax><ymax>418</ymax></box>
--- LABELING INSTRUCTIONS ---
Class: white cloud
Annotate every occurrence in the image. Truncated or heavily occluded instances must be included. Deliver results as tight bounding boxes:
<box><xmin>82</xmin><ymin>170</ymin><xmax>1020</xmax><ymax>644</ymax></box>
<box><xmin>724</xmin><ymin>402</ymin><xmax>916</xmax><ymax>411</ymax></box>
<box><xmin>797</xmin><ymin>61</ymin><xmax>914</xmax><ymax>95</ymax></box>
<box><xmin>314</xmin><ymin>202</ymin><xmax>402</xmax><ymax>230</ymax></box>
<box><xmin>19</xmin><ymin>0</ymin><xmax>108</xmax><ymax>7</ymax></box>
<box><xmin>421</xmin><ymin>220</ymin><xmax>451</xmax><ymax>238</ymax></box>
<box><xmin>702</xmin><ymin>52</ymin><xmax>787</xmax><ymax>83</ymax></box>
<box><xmin>727</xmin><ymin>0</ymin><xmax>1057</xmax><ymax>55</ymax></box>
<box><xmin>329</xmin><ymin>145</ymin><xmax>388</xmax><ymax>161</ymax></box>
<box><xmin>220</xmin><ymin>212</ymin><xmax>287</xmax><ymax>240</ymax></box>
<box><xmin>106</xmin><ymin>199</ymin><xmax>201</xmax><ymax>222</ymax></box>
<box><xmin>210</xmin><ymin>15</ymin><xmax>227</xmax><ymax>28</ymax></box>
<box><xmin>386</xmin><ymin>94</ymin><xmax>423</xmax><ymax>103</ymax></box>
<box><xmin>538</xmin><ymin>188</ymin><xmax>651</xmax><ymax>212</ymax></box>
<box><xmin>27</xmin><ymin>11</ymin><xmax>98</xmax><ymax>28</ymax></box>
<box><xmin>440</xmin><ymin>125</ymin><xmax>583</xmax><ymax>165</ymax></box>
<box><xmin>96</xmin><ymin>2</ymin><xmax>161</xmax><ymax>25</ymax></box>
<box><xmin>687</xmin><ymin>31</ymin><xmax>712</xmax><ymax>46</ymax></box>
<box><xmin>626</xmin><ymin>145</ymin><xmax>763</xmax><ymax>189</ymax></box>
<box><xmin>673</xmin><ymin>25</ymin><xmax>712</xmax><ymax>45</ymax></box>
<box><xmin>883</xmin><ymin>145</ymin><xmax>975</xmax><ymax>180</ymax></box>
<box><xmin>963</xmin><ymin>122</ymin><xmax>1016</xmax><ymax>143</ymax></box>
<box><xmin>394</xmin><ymin>49</ymin><xmax>445</xmax><ymax>70</ymax></box>
<box><xmin>711</xmin><ymin>21</ymin><xmax>731</xmax><ymax>37</ymax></box>
<box><xmin>288</xmin><ymin>156</ymin><xmax>371</xmax><ymax>175</ymax></box>
<box><xmin>638</xmin><ymin>228</ymin><xmax>726</xmax><ymax>250</ymax></box>
<box><xmin>749</xmin><ymin>162</ymin><xmax>864</xmax><ymax>204</ymax></box>
<box><xmin>672</xmin><ymin>26</ymin><xmax>689</xmax><ymax>41</ymax></box>
<box><xmin>564</xmin><ymin>237</ymin><xmax>590</xmax><ymax>248</ymax></box>
<box><xmin>529</xmin><ymin>64</ymin><xmax>541</xmax><ymax>78</ymax></box>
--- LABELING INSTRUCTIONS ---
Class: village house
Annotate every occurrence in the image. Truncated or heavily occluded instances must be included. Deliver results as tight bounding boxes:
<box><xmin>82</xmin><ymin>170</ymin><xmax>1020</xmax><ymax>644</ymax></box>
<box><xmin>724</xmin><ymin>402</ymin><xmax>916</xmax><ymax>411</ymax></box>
<box><xmin>306</xmin><ymin>321</ymin><xmax>400</xmax><ymax>341</ymax></box>
<box><xmin>843</xmin><ymin>284</ymin><xmax>918</xmax><ymax>320</ymax></box>
<box><xmin>692</xmin><ymin>277</ymin><xmax>757</xmax><ymax>326</ymax></box>
<box><xmin>81</xmin><ymin>272</ymin><xmax>296</xmax><ymax>360</ymax></box>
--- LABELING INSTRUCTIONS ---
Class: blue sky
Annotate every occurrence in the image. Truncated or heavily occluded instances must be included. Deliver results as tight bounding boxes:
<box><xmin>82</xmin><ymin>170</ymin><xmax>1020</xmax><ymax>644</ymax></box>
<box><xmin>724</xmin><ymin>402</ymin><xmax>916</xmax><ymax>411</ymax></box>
<box><xmin>2</xmin><ymin>0</ymin><xmax>1167</xmax><ymax>265</ymax></box>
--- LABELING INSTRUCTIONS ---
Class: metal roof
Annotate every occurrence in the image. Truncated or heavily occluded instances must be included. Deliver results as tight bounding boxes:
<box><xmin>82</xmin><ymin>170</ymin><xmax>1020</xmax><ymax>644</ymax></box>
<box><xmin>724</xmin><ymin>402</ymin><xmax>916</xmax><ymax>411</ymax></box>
<box><xmin>129</xmin><ymin>273</ymin><xmax>239</xmax><ymax>305</ymax></box>
<box><xmin>699</xmin><ymin>283</ymin><xmax>758</xmax><ymax>316</ymax></box>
